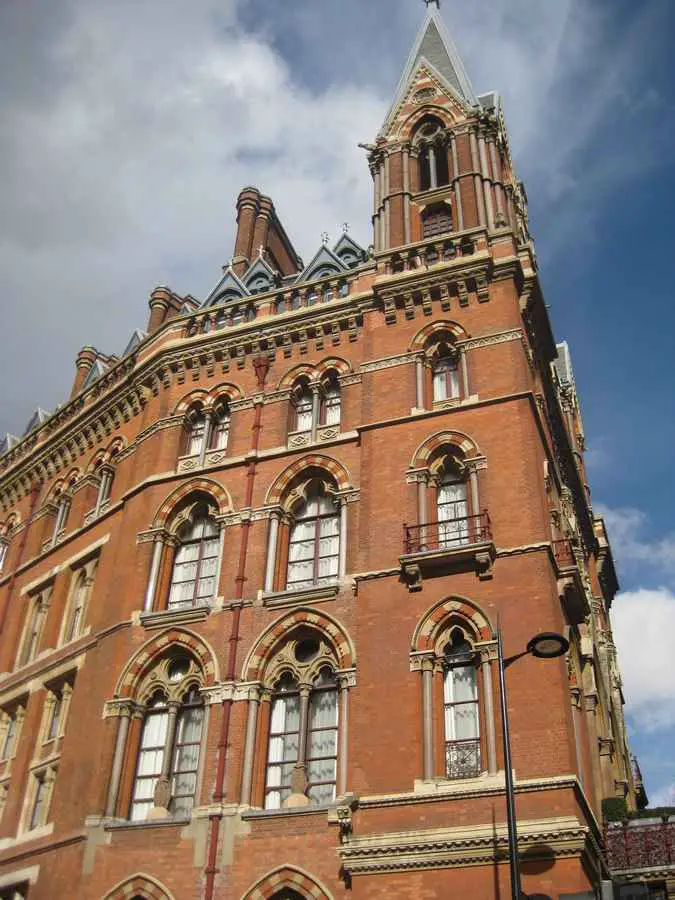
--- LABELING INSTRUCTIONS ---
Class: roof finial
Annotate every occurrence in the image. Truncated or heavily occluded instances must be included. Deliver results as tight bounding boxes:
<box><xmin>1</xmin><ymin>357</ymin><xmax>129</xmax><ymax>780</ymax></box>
<box><xmin>321</xmin><ymin>231</ymin><xmax>330</xmax><ymax>245</ymax></box>
<box><xmin>257</xmin><ymin>244</ymin><xmax>265</xmax><ymax>258</ymax></box>
<box><xmin>424</xmin><ymin>0</ymin><xmax>440</xmax><ymax>8</ymax></box>
<box><xmin>342</xmin><ymin>222</ymin><xmax>350</xmax><ymax>234</ymax></box>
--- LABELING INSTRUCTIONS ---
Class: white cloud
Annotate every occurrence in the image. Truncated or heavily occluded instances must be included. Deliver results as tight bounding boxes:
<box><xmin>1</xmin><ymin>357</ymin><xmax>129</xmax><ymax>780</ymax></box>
<box><xmin>598</xmin><ymin>506</ymin><xmax>675</xmax><ymax>578</ymax></box>
<box><xmin>612</xmin><ymin>587</ymin><xmax>675</xmax><ymax>731</ymax></box>
<box><xmin>649</xmin><ymin>781</ymin><xmax>675</xmax><ymax>808</ymax></box>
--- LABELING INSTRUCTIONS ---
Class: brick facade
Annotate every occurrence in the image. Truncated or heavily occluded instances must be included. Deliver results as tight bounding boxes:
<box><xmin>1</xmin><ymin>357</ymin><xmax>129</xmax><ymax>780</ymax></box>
<box><xmin>0</xmin><ymin>7</ymin><xmax>637</xmax><ymax>900</ymax></box>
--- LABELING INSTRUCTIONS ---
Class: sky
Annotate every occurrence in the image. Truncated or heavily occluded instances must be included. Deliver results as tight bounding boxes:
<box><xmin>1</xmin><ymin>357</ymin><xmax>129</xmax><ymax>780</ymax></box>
<box><xmin>1</xmin><ymin>0</ymin><xmax>675</xmax><ymax>805</ymax></box>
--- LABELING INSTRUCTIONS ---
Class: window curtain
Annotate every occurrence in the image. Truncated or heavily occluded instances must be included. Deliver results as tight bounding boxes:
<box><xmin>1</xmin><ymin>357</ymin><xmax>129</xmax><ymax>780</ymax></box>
<box><xmin>437</xmin><ymin>478</ymin><xmax>468</xmax><ymax>547</ymax></box>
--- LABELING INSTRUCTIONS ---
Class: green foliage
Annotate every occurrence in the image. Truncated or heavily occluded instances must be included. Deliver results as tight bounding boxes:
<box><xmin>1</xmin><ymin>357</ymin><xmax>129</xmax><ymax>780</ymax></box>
<box><xmin>602</xmin><ymin>796</ymin><xmax>628</xmax><ymax>822</ymax></box>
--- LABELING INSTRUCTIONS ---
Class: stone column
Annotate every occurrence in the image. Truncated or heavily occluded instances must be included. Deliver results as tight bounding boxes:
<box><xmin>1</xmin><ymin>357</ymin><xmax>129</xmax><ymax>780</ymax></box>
<box><xmin>422</xmin><ymin>659</ymin><xmax>435</xmax><ymax>780</ymax></box>
<box><xmin>428</xmin><ymin>145</ymin><xmax>438</xmax><ymax>190</ymax></box>
<box><xmin>144</xmin><ymin>538</ymin><xmax>164</xmax><ymax>612</ymax></box>
<box><xmin>402</xmin><ymin>145</ymin><xmax>411</xmax><ymax>244</ymax></box>
<box><xmin>469</xmin><ymin>469</ymin><xmax>480</xmax><ymax>520</ymax></box>
<box><xmin>478</xmin><ymin>136</ymin><xmax>495</xmax><ymax>230</ymax></box>
<box><xmin>415</xmin><ymin>356</ymin><xmax>425</xmax><ymax>409</ymax></box>
<box><xmin>240</xmin><ymin>687</ymin><xmax>261</xmax><ymax>806</ymax></box>
<box><xmin>94</xmin><ymin>466</ymin><xmax>113</xmax><ymax>517</ymax></box>
<box><xmin>481</xmin><ymin>656</ymin><xmax>497</xmax><ymax>774</ymax></box>
<box><xmin>460</xmin><ymin>349</ymin><xmax>469</xmax><ymax>398</ymax></box>
<box><xmin>104</xmin><ymin>704</ymin><xmax>132</xmax><ymax>817</ymax></box>
<box><xmin>264</xmin><ymin>513</ymin><xmax>280</xmax><ymax>593</ymax></box>
<box><xmin>451</xmin><ymin>136</ymin><xmax>464</xmax><ymax>231</ymax></box>
<box><xmin>310</xmin><ymin>386</ymin><xmax>321</xmax><ymax>443</ymax></box>
<box><xmin>417</xmin><ymin>479</ymin><xmax>428</xmax><ymax>551</ymax></box>
<box><xmin>338</xmin><ymin>501</ymin><xmax>348</xmax><ymax>579</ymax></box>
<box><xmin>287</xmin><ymin>686</ymin><xmax>311</xmax><ymax>808</ymax></box>
<box><xmin>469</xmin><ymin>132</ymin><xmax>486</xmax><ymax>227</ymax></box>
<box><xmin>337</xmin><ymin>677</ymin><xmax>350</xmax><ymax>796</ymax></box>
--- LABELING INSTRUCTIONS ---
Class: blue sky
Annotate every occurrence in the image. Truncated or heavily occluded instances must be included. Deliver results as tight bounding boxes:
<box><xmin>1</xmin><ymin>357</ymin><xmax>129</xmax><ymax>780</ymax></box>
<box><xmin>1</xmin><ymin>0</ymin><xmax>674</xmax><ymax>804</ymax></box>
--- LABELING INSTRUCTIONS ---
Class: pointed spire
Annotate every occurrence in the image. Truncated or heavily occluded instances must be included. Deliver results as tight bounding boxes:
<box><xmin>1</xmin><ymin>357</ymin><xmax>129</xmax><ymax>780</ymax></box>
<box><xmin>382</xmin><ymin>5</ymin><xmax>477</xmax><ymax>132</ymax></box>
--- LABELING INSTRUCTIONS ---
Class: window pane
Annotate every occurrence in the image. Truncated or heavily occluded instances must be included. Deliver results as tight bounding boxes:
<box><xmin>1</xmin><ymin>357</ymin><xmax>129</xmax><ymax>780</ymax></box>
<box><xmin>307</xmin><ymin>782</ymin><xmax>335</xmax><ymax>805</ymax></box>
<box><xmin>452</xmin><ymin>667</ymin><xmax>478</xmax><ymax>703</ymax></box>
<box><xmin>309</xmin><ymin>690</ymin><xmax>337</xmax><ymax>729</ymax></box>
<box><xmin>453</xmin><ymin>704</ymin><xmax>480</xmax><ymax>740</ymax></box>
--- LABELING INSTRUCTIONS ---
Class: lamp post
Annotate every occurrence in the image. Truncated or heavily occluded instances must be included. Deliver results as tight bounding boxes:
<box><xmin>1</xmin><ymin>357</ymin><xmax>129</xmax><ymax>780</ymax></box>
<box><xmin>497</xmin><ymin>629</ymin><xmax>569</xmax><ymax>900</ymax></box>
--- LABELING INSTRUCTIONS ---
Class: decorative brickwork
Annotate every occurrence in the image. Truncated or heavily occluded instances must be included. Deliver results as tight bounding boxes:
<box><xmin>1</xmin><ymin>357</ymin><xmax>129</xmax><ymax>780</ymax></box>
<box><xmin>242</xmin><ymin>865</ymin><xmax>333</xmax><ymax>900</ymax></box>
<box><xmin>102</xmin><ymin>873</ymin><xmax>176</xmax><ymax>900</ymax></box>
<box><xmin>114</xmin><ymin>627</ymin><xmax>218</xmax><ymax>696</ymax></box>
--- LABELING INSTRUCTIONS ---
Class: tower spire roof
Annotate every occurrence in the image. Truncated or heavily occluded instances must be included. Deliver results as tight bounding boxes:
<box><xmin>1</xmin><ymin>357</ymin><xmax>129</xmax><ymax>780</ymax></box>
<box><xmin>382</xmin><ymin>5</ymin><xmax>477</xmax><ymax>132</ymax></box>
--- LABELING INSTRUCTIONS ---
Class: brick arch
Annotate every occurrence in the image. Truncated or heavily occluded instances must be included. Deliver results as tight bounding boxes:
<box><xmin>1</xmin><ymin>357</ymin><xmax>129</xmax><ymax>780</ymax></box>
<box><xmin>64</xmin><ymin>467</ymin><xmax>82</xmax><ymax>488</ymax></box>
<box><xmin>411</xmin><ymin>430</ymin><xmax>481</xmax><ymax>469</ymax></box>
<box><xmin>102</xmin><ymin>873</ymin><xmax>176</xmax><ymax>900</ymax></box>
<box><xmin>242</xmin><ymin>608</ymin><xmax>356</xmax><ymax>683</ymax></box>
<box><xmin>395</xmin><ymin>104</ymin><xmax>460</xmax><ymax>142</ymax></box>
<box><xmin>316</xmin><ymin>356</ymin><xmax>352</xmax><ymax>379</ymax></box>
<box><xmin>242</xmin><ymin>865</ymin><xmax>334</xmax><ymax>900</ymax></box>
<box><xmin>265</xmin><ymin>455</ymin><xmax>352</xmax><ymax>506</ymax></box>
<box><xmin>152</xmin><ymin>477</ymin><xmax>233</xmax><ymax>529</ymax></box>
<box><xmin>114</xmin><ymin>628</ymin><xmax>219</xmax><ymax>698</ymax></box>
<box><xmin>207</xmin><ymin>381</ymin><xmax>244</xmax><ymax>404</ymax></box>
<box><xmin>412</xmin><ymin>596</ymin><xmax>493</xmax><ymax>653</ymax></box>
<box><xmin>173</xmin><ymin>388</ymin><xmax>210</xmax><ymax>415</ymax></box>
<box><xmin>277</xmin><ymin>363</ymin><xmax>317</xmax><ymax>390</ymax></box>
<box><xmin>410</xmin><ymin>320</ymin><xmax>469</xmax><ymax>352</ymax></box>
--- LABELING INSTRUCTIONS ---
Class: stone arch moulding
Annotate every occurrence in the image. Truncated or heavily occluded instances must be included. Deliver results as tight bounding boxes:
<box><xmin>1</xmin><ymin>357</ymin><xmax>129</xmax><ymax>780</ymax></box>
<box><xmin>172</xmin><ymin>388</ymin><xmax>210</xmax><ymax>416</ymax></box>
<box><xmin>242</xmin><ymin>865</ymin><xmax>334</xmax><ymax>900</ymax></box>
<box><xmin>151</xmin><ymin>477</ymin><xmax>233</xmax><ymax>529</ymax></box>
<box><xmin>265</xmin><ymin>455</ymin><xmax>352</xmax><ymax>506</ymax></box>
<box><xmin>412</xmin><ymin>595</ymin><xmax>493</xmax><ymax>653</ymax></box>
<box><xmin>410</xmin><ymin>430</ymin><xmax>481</xmax><ymax>469</ymax></box>
<box><xmin>397</xmin><ymin>101</ymin><xmax>460</xmax><ymax>141</ymax></box>
<box><xmin>102</xmin><ymin>872</ymin><xmax>177</xmax><ymax>900</ymax></box>
<box><xmin>241</xmin><ymin>607</ymin><xmax>356</xmax><ymax>683</ymax></box>
<box><xmin>113</xmin><ymin>627</ymin><xmax>219</xmax><ymax>698</ymax></box>
<box><xmin>410</xmin><ymin>320</ymin><xmax>469</xmax><ymax>352</ymax></box>
<box><xmin>277</xmin><ymin>363</ymin><xmax>318</xmax><ymax>390</ymax></box>
<box><xmin>208</xmin><ymin>381</ymin><xmax>244</xmax><ymax>403</ymax></box>
<box><xmin>315</xmin><ymin>356</ymin><xmax>351</xmax><ymax>379</ymax></box>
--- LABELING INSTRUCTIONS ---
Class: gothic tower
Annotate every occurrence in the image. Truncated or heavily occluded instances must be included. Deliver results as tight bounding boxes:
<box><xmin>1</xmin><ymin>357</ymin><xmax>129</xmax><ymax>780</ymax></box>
<box><xmin>0</xmin><ymin>6</ymin><xmax>642</xmax><ymax>900</ymax></box>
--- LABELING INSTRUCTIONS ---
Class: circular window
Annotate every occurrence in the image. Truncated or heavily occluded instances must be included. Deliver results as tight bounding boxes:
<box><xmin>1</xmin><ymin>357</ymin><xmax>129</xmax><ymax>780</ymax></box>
<box><xmin>295</xmin><ymin>639</ymin><xmax>320</xmax><ymax>663</ymax></box>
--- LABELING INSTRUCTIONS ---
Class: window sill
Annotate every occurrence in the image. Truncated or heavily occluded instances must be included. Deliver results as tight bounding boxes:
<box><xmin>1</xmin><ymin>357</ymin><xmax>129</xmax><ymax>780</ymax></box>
<box><xmin>413</xmin><ymin>771</ymin><xmax>505</xmax><ymax>796</ymax></box>
<box><xmin>104</xmin><ymin>815</ymin><xmax>191</xmax><ymax>832</ymax></box>
<box><xmin>242</xmin><ymin>804</ymin><xmax>332</xmax><ymax>821</ymax></box>
<box><xmin>261</xmin><ymin>583</ymin><xmax>340</xmax><ymax>607</ymax></box>
<box><xmin>139</xmin><ymin>603</ymin><xmax>212</xmax><ymax>629</ymax></box>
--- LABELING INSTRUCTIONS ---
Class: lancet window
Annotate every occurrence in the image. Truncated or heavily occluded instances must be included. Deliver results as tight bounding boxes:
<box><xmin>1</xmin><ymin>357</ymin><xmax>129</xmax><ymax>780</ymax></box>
<box><xmin>414</xmin><ymin>117</ymin><xmax>449</xmax><ymax>192</ymax></box>
<box><xmin>167</xmin><ymin>504</ymin><xmax>220</xmax><ymax>610</ymax></box>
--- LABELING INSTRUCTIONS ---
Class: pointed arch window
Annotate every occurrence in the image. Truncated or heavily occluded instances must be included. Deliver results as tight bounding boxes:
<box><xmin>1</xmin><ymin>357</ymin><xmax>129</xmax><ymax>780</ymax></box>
<box><xmin>185</xmin><ymin>409</ymin><xmax>207</xmax><ymax>458</ymax></box>
<box><xmin>287</xmin><ymin>486</ymin><xmax>340</xmax><ymax>591</ymax></box>
<box><xmin>443</xmin><ymin>629</ymin><xmax>481</xmax><ymax>779</ymax></box>
<box><xmin>264</xmin><ymin>638</ymin><xmax>339</xmax><ymax>810</ymax></box>
<box><xmin>64</xmin><ymin>570</ymin><xmax>87</xmax><ymax>643</ymax></box>
<box><xmin>209</xmin><ymin>400</ymin><xmax>230</xmax><ymax>452</ymax></box>
<box><xmin>414</xmin><ymin>118</ymin><xmax>449</xmax><ymax>192</ymax></box>
<box><xmin>168</xmin><ymin>507</ymin><xmax>220</xmax><ymax>609</ymax></box>
<box><xmin>292</xmin><ymin>380</ymin><xmax>314</xmax><ymax>434</ymax></box>
<box><xmin>18</xmin><ymin>589</ymin><xmax>49</xmax><ymax>668</ymax></box>
<box><xmin>129</xmin><ymin>656</ymin><xmax>205</xmax><ymax>821</ymax></box>
<box><xmin>320</xmin><ymin>373</ymin><xmax>341</xmax><ymax>427</ymax></box>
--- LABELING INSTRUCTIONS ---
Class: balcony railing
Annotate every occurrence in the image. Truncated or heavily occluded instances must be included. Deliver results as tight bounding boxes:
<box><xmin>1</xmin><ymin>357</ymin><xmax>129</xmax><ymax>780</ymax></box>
<box><xmin>553</xmin><ymin>538</ymin><xmax>576</xmax><ymax>569</ymax></box>
<box><xmin>403</xmin><ymin>512</ymin><xmax>492</xmax><ymax>555</ymax></box>
<box><xmin>606</xmin><ymin>820</ymin><xmax>675</xmax><ymax>871</ymax></box>
<box><xmin>446</xmin><ymin>739</ymin><xmax>481</xmax><ymax>780</ymax></box>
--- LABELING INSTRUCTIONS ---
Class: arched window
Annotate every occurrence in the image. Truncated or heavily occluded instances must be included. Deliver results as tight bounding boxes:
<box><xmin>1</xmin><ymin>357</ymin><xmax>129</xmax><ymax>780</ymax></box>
<box><xmin>320</xmin><ymin>372</ymin><xmax>341</xmax><ymax>427</ymax></box>
<box><xmin>168</xmin><ymin>506</ymin><xmax>220</xmax><ymax>610</ymax></box>
<box><xmin>264</xmin><ymin>635</ymin><xmax>339</xmax><ymax>809</ymax></box>
<box><xmin>287</xmin><ymin>483</ymin><xmax>340</xmax><ymax>591</ymax></box>
<box><xmin>209</xmin><ymin>400</ymin><xmax>230</xmax><ymax>452</ymax></box>
<box><xmin>64</xmin><ymin>571</ymin><xmax>87</xmax><ymax>643</ymax></box>
<box><xmin>51</xmin><ymin>490</ymin><xmax>71</xmax><ymax>544</ymax></box>
<box><xmin>443</xmin><ymin>628</ymin><xmax>481</xmax><ymax>779</ymax></box>
<box><xmin>432</xmin><ymin>341</ymin><xmax>460</xmax><ymax>402</ymax></box>
<box><xmin>291</xmin><ymin>379</ymin><xmax>314</xmax><ymax>434</ymax></box>
<box><xmin>414</xmin><ymin>117</ymin><xmax>449</xmax><ymax>192</ymax></box>
<box><xmin>306</xmin><ymin>289</ymin><xmax>318</xmax><ymax>307</ymax></box>
<box><xmin>130</xmin><ymin>655</ymin><xmax>205</xmax><ymax>821</ymax></box>
<box><xmin>422</xmin><ymin>204</ymin><xmax>453</xmax><ymax>239</ymax></box>
<box><xmin>185</xmin><ymin>409</ymin><xmax>207</xmax><ymax>458</ymax></box>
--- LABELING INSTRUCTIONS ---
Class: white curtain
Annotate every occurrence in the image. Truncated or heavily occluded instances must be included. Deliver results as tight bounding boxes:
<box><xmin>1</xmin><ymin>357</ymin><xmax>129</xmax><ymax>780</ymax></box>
<box><xmin>265</xmin><ymin>693</ymin><xmax>300</xmax><ymax>810</ymax></box>
<box><xmin>187</xmin><ymin>416</ymin><xmax>206</xmax><ymax>456</ymax></box>
<box><xmin>437</xmin><ymin>479</ymin><xmax>468</xmax><ymax>547</ymax></box>
<box><xmin>307</xmin><ymin>688</ymin><xmax>338</xmax><ymax>805</ymax></box>
<box><xmin>171</xmin><ymin>705</ymin><xmax>203</xmax><ymax>816</ymax></box>
<box><xmin>444</xmin><ymin>666</ymin><xmax>479</xmax><ymax>742</ymax></box>
<box><xmin>433</xmin><ymin>357</ymin><xmax>460</xmax><ymax>402</ymax></box>
<box><xmin>286</xmin><ymin>495</ymin><xmax>340</xmax><ymax>590</ymax></box>
<box><xmin>168</xmin><ymin>517</ymin><xmax>220</xmax><ymax>609</ymax></box>
<box><xmin>131</xmin><ymin>707</ymin><xmax>168</xmax><ymax>821</ymax></box>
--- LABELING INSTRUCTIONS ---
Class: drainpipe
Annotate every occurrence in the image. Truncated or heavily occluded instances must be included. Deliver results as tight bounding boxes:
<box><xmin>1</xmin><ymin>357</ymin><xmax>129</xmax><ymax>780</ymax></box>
<box><xmin>203</xmin><ymin>355</ymin><xmax>269</xmax><ymax>900</ymax></box>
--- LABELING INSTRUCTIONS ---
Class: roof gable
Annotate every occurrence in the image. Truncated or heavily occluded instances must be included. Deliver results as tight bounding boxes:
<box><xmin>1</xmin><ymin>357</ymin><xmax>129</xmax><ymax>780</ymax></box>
<box><xmin>333</xmin><ymin>233</ymin><xmax>367</xmax><ymax>266</ymax></box>
<box><xmin>203</xmin><ymin>268</ymin><xmax>250</xmax><ymax>308</ymax></box>
<box><xmin>23</xmin><ymin>407</ymin><xmax>50</xmax><ymax>436</ymax></box>
<box><xmin>81</xmin><ymin>359</ymin><xmax>109</xmax><ymax>391</ymax></box>
<box><xmin>243</xmin><ymin>257</ymin><xmax>278</xmax><ymax>292</ymax></box>
<box><xmin>122</xmin><ymin>329</ymin><xmax>147</xmax><ymax>356</ymax></box>
<box><xmin>296</xmin><ymin>244</ymin><xmax>346</xmax><ymax>285</ymax></box>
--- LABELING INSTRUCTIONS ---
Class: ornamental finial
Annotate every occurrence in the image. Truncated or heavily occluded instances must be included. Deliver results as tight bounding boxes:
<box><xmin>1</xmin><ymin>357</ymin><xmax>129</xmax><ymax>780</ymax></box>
<box><xmin>424</xmin><ymin>0</ymin><xmax>440</xmax><ymax>8</ymax></box>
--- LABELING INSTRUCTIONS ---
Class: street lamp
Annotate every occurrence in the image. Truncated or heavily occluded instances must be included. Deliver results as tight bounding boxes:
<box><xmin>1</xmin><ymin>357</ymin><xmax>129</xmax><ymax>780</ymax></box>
<box><xmin>497</xmin><ymin>629</ymin><xmax>569</xmax><ymax>900</ymax></box>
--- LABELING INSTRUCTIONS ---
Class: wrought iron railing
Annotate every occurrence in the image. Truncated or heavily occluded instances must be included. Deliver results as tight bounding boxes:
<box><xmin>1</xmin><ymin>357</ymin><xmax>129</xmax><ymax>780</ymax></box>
<box><xmin>553</xmin><ymin>538</ymin><xmax>576</xmax><ymax>569</ymax></box>
<box><xmin>403</xmin><ymin>511</ymin><xmax>491</xmax><ymax>555</ymax></box>
<box><xmin>446</xmin><ymin>739</ymin><xmax>481</xmax><ymax>780</ymax></box>
<box><xmin>606</xmin><ymin>820</ymin><xmax>675</xmax><ymax>871</ymax></box>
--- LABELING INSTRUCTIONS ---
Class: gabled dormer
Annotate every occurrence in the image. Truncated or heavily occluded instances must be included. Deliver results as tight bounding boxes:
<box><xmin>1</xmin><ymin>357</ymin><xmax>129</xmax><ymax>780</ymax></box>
<box><xmin>243</xmin><ymin>256</ymin><xmax>280</xmax><ymax>295</ymax></box>
<box><xmin>202</xmin><ymin>268</ymin><xmax>250</xmax><ymax>308</ymax></box>
<box><xmin>23</xmin><ymin>408</ymin><xmax>50</xmax><ymax>436</ymax></box>
<box><xmin>333</xmin><ymin>233</ymin><xmax>368</xmax><ymax>270</ymax></box>
<box><xmin>296</xmin><ymin>244</ymin><xmax>346</xmax><ymax>285</ymax></box>
<box><xmin>122</xmin><ymin>328</ymin><xmax>147</xmax><ymax>357</ymax></box>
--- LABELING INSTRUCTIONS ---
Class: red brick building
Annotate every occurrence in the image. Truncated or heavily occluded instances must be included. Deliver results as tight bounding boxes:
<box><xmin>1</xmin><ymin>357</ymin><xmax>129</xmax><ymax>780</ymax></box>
<box><xmin>0</xmin><ymin>7</ymin><xmax>640</xmax><ymax>899</ymax></box>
